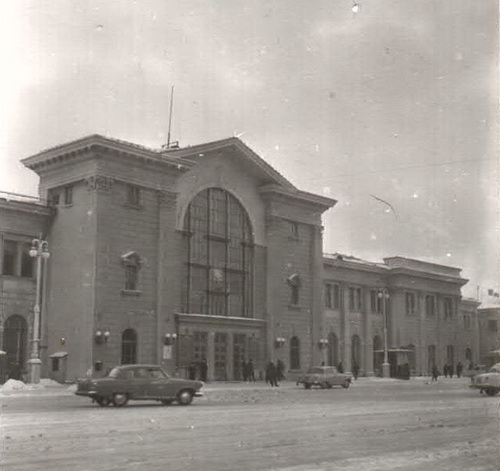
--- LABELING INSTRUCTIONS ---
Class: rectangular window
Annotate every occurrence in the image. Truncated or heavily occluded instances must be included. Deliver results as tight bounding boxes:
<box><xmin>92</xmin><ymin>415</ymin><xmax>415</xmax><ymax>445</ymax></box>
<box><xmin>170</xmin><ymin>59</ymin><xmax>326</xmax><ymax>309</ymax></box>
<box><xmin>291</xmin><ymin>284</ymin><xmax>300</xmax><ymax>305</ymax></box>
<box><xmin>405</xmin><ymin>292</ymin><xmax>416</xmax><ymax>315</ymax></box>
<box><xmin>326</xmin><ymin>284</ymin><xmax>340</xmax><ymax>309</ymax></box>
<box><xmin>127</xmin><ymin>185</ymin><xmax>141</xmax><ymax>206</ymax></box>
<box><xmin>2</xmin><ymin>240</ymin><xmax>17</xmax><ymax>276</ymax></box>
<box><xmin>51</xmin><ymin>358</ymin><xmax>60</xmax><ymax>372</ymax></box>
<box><xmin>48</xmin><ymin>189</ymin><xmax>60</xmax><ymax>206</ymax></box>
<box><xmin>325</xmin><ymin>284</ymin><xmax>332</xmax><ymax>308</ymax></box>
<box><xmin>348</xmin><ymin>287</ymin><xmax>362</xmax><ymax>311</ymax></box>
<box><xmin>64</xmin><ymin>186</ymin><xmax>73</xmax><ymax>205</ymax></box>
<box><xmin>288</xmin><ymin>221</ymin><xmax>299</xmax><ymax>240</ymax></box>
<box><xmin>125</xmin><ymin>265</ymin><xmax>138</xmax><ymax>290</ymax></box>
<box><xmin>425</xmin><ymin>295</ymin><xmax>435</xmax><ymax>317</ymax></box>
<box><xmin>444</xmin><ymin>297</ymin><xmax>454</xmax><ymax>318</ymax></box>
<box><xmin>370</xmin><ymin>290</ymin><xmax>383</xmax><ymax>313</ymax></box>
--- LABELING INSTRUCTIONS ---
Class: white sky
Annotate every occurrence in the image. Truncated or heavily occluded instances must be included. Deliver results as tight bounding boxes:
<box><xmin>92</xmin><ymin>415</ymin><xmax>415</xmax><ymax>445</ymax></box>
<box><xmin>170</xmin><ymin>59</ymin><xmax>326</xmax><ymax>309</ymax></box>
<box><xmin>0</xmin><ymin>0</ymin><xmax>498</xmax><ymax>299</ymax></box>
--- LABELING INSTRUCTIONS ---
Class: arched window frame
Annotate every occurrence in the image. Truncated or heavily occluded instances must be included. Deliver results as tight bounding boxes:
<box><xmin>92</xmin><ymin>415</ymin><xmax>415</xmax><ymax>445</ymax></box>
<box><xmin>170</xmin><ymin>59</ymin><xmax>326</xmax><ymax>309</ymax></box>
<box><xmin>182</xmin><ymin>188</ymin><xmax>254</xmax><ymax>318</ymax></box>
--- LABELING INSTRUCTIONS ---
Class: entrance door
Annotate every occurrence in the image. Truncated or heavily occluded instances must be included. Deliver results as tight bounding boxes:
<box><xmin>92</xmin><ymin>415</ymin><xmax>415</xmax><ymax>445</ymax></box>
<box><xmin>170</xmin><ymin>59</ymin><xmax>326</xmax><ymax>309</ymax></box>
<box><xmin>3</xmin><ymin>315</ymin><xmax>28</xmax><ymax>380</ymax></box>
<box><xmin>233</xmin><ymin>334</ymin><xmax>246</xmax><ymax>380</ymax></box>
<box><xmin>214</xmin><ymin>333</ymin><xmax>227</xmax><ymax>381</ymax></box>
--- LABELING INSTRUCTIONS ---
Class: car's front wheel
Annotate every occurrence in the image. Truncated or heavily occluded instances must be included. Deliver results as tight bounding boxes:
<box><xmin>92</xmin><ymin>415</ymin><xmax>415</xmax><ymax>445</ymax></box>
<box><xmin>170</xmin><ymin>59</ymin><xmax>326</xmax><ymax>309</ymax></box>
<box><xmin>112</xmin><ymin>393</ymin><xmax>129</xmax><ymax>407</ymax></box>
<box><xmin>304</xmin><ymin>383</ymin><xmax>311</xmax><ymax>389</ymax></box>
<box><xmin>342</xmin><ymin>380</ymin><xmax>351</xmax><ymax>389</ymax></box>
<box><xmin>96</xmin><ymin>396</ymin><xmax>111</xmax><ymax>407</ymax></box>
<box><xmin>177</xmin><ymin>390</ymin><xmax>193</xmax><ymax>405</ymax></box>
<box><xmin>485</xmin><ymin>388</ymin><xmax>499</xmax><ymax>396</ymax></box>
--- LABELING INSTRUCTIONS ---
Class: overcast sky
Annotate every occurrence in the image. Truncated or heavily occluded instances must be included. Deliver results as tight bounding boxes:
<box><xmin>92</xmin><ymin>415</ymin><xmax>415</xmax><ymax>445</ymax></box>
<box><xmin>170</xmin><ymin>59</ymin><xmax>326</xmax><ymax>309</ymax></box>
<box><xmin>0</xmin><ymin>0</ymin><xmax>498</xmax><ymax>300</ymax></box>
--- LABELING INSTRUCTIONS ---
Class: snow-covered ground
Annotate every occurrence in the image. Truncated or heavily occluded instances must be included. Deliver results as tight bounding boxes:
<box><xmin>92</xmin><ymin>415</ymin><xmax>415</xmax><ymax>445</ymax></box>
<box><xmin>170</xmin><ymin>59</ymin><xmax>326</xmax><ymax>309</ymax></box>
<box><xmin>1</xmin><ymin>377</ymin><xmax>498</xmax><ymax>471</ymax></box>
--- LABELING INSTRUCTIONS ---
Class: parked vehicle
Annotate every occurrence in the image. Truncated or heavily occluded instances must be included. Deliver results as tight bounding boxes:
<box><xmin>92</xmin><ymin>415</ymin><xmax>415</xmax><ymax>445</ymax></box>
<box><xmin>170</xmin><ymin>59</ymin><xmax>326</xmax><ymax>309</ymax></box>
<box><xmin>469</xmin><ymin>363</ymin><xmax>500</xmax><ymax>396</ymax></box>
<box><xmin>297</xmin><ymin>366</ymin><xmax>352</xmax><ymax>389</ymax></box>
<box><xmin>75</xmin><ymin>364</ymin><xmax>204</xmax><ymax>407</ymax></box>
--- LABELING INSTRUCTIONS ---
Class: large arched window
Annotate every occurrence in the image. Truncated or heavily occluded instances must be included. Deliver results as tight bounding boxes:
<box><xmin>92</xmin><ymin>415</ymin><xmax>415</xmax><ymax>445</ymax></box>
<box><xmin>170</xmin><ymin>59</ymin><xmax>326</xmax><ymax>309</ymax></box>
<box><xmin>121</xmin><ymin>329</ymin><xmax>137</xmax><ymax>365</ymax></box>
<box><xmin>182</xmin><ymin>188</ymin><xmax>254</xmax><ymax>317</ymax></box>
<box><xmin>290</xmin><ymin>336</ymin><xmax>301</xmax><ymax>370</ymax></box>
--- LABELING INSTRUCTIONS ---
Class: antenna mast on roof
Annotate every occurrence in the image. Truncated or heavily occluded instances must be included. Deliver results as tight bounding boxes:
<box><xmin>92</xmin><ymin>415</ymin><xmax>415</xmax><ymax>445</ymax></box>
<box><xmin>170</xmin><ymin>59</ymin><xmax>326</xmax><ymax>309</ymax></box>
<box><xmin>166</xmin><ymin>85</ymin><xmax>174</xmax><ymax>148</ymax></box>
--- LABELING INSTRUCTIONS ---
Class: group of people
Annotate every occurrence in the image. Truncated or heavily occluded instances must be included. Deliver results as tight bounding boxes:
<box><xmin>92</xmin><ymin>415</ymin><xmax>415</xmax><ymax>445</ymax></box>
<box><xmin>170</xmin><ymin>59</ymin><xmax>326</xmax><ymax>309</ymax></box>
<box><xmin>187</xmin><ymin>358</ymin><xmax>208</xmax><ymax>382</ymax></box>
<box><xmin>241</xmin><ymin>359</ymin><xmax>256</xmax><ymax>382</ymax></box>
<box><xmin>265</xmin><ymin>359</ymin><xmax>285</xmax><ymax>387</ymax></box>
<box><xmin>431</xmin><ymin>361</ymin><xmax>464</xmax><ymax>381</ymax></box>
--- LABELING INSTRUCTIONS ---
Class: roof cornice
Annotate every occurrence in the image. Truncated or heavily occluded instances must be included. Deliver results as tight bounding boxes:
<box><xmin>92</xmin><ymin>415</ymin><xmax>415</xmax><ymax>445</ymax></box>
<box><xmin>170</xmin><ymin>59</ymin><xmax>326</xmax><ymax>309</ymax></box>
<box><xmin>21</xmin><ymin>134</ymin><xmax>191</xmax><ymax>173</ymax></box>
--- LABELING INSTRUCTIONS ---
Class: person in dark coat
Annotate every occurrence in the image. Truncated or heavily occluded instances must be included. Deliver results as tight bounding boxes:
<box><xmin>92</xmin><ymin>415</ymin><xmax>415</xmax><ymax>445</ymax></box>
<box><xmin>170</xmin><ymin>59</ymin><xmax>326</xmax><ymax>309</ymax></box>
<box><xmin>276</xmin><ymin>359</ymin><xmax>285</xmax><ymax>381</ymax></box>
<box><xmin>337</xmin><ymin>361</ymin><xmax>344</xmax><ymax>373</ymax></box>
<box><xmin>199</xmin><ymin>358</ymin><xmax>208</xmax><ymax>382</ymax></box>
<box><xmin>248</xmin><ymin>359</ymin><xmax>256</xmax><ymax>382</ymax></box>
<box><xmin>352</xmin><ymin>361</ymin><xmax>360</xmax><ymax>380</ymax></box>
<box><xmin>456</xmin><ymin>361</ymin><xmax>463</xmax><ymax>378</ymax></box>
<box><xmin>431</xmin><ymin>364</ymin><xmax>439</xmax><ymax>382</ymax></box>
<box><xmin>188</xmin><ymin>362</ymin><xmax>197</xmax><ymax>380</ymax></box>
<box><xmin>241</xmin><ymin>360</ymin><xmax>248</xmax><ymax>382</ymax></box>
<box><xmin>266</xmin><ymin>361</ymin><xmax>278</xmax><ymax>387</ymax></box>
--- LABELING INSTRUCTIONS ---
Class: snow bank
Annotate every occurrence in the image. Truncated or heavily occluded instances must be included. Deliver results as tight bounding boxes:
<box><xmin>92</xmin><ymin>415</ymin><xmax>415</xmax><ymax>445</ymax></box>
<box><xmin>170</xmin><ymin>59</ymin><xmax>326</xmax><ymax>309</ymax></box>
<box><xmin>1</xmin><ymin>379</ymin><xmax>29</xmax><ymax>391</ymax></box>
<box><xmin>0</xmin><ymin>378</ymin><xmax>64</xmax><ymax>392</ymax></box>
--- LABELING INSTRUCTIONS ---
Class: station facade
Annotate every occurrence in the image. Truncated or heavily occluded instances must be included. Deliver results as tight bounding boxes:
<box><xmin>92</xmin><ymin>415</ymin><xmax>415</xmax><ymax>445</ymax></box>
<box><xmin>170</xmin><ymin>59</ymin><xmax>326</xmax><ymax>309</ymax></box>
<box><xmin>0</xmin><ymin>135</ymin><xmax>487</xmax><ymax>382</ymax></box>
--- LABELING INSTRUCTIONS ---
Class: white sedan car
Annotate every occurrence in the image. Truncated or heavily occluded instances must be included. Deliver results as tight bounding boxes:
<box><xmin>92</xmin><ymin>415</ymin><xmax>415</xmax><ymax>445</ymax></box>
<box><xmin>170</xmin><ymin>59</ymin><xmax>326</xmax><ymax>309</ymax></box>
<box><xmin>469</xmin><ymin>363</ymin><xmax>500</xmax><ymax>396</ymax></box>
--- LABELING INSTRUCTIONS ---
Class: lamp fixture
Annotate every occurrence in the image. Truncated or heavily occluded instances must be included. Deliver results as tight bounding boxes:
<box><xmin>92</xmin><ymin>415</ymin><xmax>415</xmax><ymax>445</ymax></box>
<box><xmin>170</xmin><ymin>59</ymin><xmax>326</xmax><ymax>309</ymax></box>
<box><xmin>275</xmin><ymin>337</ymin><xmax>286</xmax><ymax>348</ymax></box>
<box><xmin>164</xmin><ymin>333</ymin><xmax>177</xmax><ymax>346</ymax></box>
<box><xmin>318</xmin><ymin>338</ymin><xmax>329</xmax><ymax>349</ymax></box>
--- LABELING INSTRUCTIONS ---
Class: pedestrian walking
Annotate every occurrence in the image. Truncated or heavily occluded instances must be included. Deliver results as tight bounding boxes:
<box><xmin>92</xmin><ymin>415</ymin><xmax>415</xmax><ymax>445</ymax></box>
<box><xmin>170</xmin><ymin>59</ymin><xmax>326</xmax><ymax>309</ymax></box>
<box><xmin>276</xmin><ymin>359</ymin><xmax>285</xmax><ymax>381</ymax></box>
<box><xmin>456</xmin><ymin>361</ymin><xmax>463</xmax><ymax>378</ymax></box>
<box><xmin>431</xmin><ymin>364</ymin><xmax>439</xmax><ymax>382</ymax></box>
<box><xmin>337</xmin><ymin>361</ymin><xmax>344</xmax><ymax>373</ymax></box>
<box><xmin>248</xmin><ymin>359</ymin><xmax>256</xmax><ymax>382</ymax></box>
<box><xmin>266</xmin><ymin>361</ymin><xmax>278</xmax><ymax>387</ymax></box>
<box><xmin>443</xmin><ymin>364</ymin><xmax>448</xmax><ymax>378</ymax></box>
<box><xmin>352</xmin><ymin>361</ymin><xmax>360</xmax><ymax>380</ymax></box>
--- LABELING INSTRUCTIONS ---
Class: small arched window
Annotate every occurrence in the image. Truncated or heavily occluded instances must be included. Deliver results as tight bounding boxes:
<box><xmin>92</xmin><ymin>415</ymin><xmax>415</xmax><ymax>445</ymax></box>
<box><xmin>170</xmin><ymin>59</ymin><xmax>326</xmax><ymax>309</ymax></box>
<box><xmin>121</xmin><ymin>329</ymin><xmax>138</xmax><ymax>364</ymax></box>
<box><xmin>290</xmin><ymin>336</ymin><xmax>300</xmax><ymax>370</ymax></box>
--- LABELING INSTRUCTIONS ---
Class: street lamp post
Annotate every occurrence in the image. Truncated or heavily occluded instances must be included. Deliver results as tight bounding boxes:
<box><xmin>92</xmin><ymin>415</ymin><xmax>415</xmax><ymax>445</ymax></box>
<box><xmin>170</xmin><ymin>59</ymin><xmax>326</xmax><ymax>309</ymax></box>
<box><xmin>378</xmin><ymin>288</ymin><xmax>391</xmax><ymax>378</ymax></box>
<box><xmin>27</xmin><ymin>238</ymin><xmax>50</xmax><ymax>384</ymax></box>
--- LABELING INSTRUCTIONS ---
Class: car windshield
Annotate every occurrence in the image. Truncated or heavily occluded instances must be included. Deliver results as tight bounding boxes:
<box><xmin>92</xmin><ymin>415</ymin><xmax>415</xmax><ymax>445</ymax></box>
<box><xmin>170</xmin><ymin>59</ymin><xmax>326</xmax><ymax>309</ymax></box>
<box><xmin>107</xmin><ymin>367</ymin><xmax>122</xmax><ymax>378</ymax></box>
<box><xmin>489</xmin><ymin>364</ymin><xmax>500</xmax><ymax>373</ymax></box>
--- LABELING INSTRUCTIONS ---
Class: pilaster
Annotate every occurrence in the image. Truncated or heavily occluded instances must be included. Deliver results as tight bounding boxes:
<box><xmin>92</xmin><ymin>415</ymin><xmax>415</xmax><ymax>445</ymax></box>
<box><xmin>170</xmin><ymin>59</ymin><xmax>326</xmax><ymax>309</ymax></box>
<box><xmin>363</xmin><ymin>289</ymin><xmax>374</xmax><ymax>376</ymax></box>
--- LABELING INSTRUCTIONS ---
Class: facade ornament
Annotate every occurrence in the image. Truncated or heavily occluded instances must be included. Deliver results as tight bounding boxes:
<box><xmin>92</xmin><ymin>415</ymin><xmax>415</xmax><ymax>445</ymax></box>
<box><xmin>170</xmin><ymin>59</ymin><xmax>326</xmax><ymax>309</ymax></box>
<box><xmin>85</xmin><ymin>175</ymin><xmax>114</xmax><ymax>193</ymax></box>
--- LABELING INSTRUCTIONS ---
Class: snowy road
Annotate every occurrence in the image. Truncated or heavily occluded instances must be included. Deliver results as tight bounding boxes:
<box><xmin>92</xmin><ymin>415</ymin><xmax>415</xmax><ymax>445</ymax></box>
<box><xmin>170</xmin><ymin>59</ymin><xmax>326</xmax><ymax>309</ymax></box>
<box><xmin>1</xmin><ymin>377</ymin><xmax>498</xmax><ymax>471</ymax></box>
